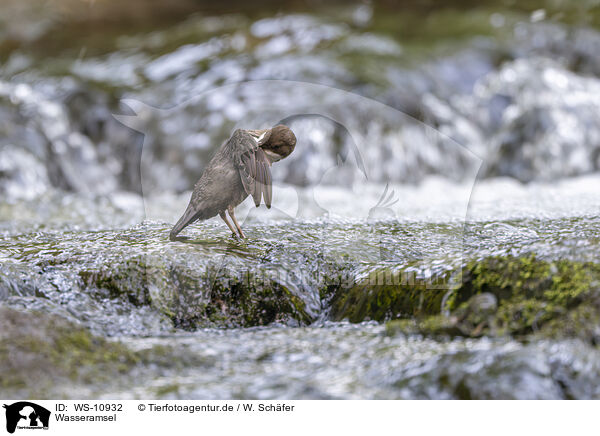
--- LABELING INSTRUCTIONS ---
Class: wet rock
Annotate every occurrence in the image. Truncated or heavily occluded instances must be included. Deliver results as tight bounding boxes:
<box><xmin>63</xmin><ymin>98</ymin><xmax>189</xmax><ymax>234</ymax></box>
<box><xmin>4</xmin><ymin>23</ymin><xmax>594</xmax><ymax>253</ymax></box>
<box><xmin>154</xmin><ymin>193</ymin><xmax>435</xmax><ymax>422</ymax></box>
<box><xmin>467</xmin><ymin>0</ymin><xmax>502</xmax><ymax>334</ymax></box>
<box><xmin>391</xmin><ymin>340</ymin><xmax>600</xmax><ymax>399</ymax></box>
<box><xmin>3</xmin><ymin>213</ymin><xmax>600</xmax><ymax>337</ymax></box>
<box><xmin>0</xmin><ymin>305</ymin><xmax>217</xmax><ymax>398</ymax></box>
<box><xmin>454</xmin><ymin>256</ymin><xmax>600</xmax><ymax>336</ymax></box>
<box><xmin>63</xmin><ymin>89</ymin><xmax>143</xmax><ymax>193</ymax></box>
<box><xmin>386</xmin><ymin>292</ymin><xmax>498</xmax><ymax>338</ymax></box>
<box><xmin>1</xmin><ymin>221</ymin><xmax>318</xmax><ymax>332</ymax></box>
<box><xmin>329</xmin><ymin>271</ymin><xmax>450</xmax><ymax>323</ymax></box>
<box><xmin>0</xmin><ymin>305</ymin><xmax>139</xmax><ymax>397</ymax></box>
<box><xmin>385</xmin><ymin>256</ymin><xmax>600</xmax><ymax>342</ymax></box>
<box><xmin>450</xmin><ymin>292</ymin><xmax>498</xmax><ymax>336</ymax></box>
<box><xmin>79</xmin><ymin>257</ymin><xmax>313</xmax><ymax>329</ymax></box>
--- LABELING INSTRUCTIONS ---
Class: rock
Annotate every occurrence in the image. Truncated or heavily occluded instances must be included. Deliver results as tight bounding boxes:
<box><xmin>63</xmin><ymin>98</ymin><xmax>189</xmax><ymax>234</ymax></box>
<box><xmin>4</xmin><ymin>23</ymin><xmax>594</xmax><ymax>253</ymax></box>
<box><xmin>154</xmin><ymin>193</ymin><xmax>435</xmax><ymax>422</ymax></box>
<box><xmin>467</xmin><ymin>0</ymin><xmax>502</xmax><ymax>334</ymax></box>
<box><xmin>391</xmin><ymin>340</ymin><xmax>600</xmax><ymax>399</ymax></box>
<box><xmin>79</xmin><ymin>257</ymin><xmax>313</xmax><ymax>329</ymax></box>
<box><xmin>1</xmin><ymin>222</ymin><xmax>316</xmax><ymax>332</ymax></box>
<box><xmin>0</xmin><ymin>306</ymin><xmax>138</xmax><ymax>397</ymax></box>
<box><xmin>329</xmin><ymin>270</ymin><xmax>450</xmax><ymax>323</ymax></box>
<box><xmin>0</xmin><ymin>305</ymin><xmax>216</xmax><ymax>398</ymax></box>
<box><xmin>385</xmin><ymin>256</ymin><xmax>600</xmax><ymax>342</ymax></box>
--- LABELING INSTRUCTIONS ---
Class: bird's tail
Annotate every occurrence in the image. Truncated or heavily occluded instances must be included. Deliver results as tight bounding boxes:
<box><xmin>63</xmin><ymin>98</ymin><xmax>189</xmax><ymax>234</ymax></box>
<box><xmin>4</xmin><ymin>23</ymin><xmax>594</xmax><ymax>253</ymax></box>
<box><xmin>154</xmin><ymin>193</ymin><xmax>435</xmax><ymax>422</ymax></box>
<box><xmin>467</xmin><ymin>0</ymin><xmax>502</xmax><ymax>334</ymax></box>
<box><xmin>169</xmin><ymin>204</ymin><xmax>201</xmax><ymax>241</ymax></box>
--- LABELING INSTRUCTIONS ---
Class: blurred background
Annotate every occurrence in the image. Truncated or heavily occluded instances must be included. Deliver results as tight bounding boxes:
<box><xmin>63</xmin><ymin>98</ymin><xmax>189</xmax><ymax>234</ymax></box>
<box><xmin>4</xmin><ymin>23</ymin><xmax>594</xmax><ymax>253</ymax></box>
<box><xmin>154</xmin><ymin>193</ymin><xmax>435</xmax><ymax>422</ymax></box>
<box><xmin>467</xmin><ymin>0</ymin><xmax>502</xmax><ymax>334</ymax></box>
<box><xmin>1</xmin><ymin>0</ymin><xmax>600</xmax><ymax>208</ymax></box>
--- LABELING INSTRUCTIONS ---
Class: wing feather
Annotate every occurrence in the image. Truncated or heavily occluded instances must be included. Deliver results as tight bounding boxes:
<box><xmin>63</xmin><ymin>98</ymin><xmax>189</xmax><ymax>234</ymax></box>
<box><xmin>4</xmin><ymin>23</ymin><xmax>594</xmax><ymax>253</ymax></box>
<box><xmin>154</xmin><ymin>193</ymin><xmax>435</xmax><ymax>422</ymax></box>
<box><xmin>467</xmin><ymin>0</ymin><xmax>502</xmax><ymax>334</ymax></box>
<box><xmin>233</xmin><ymin>129</ymin><xmax>273</xmax><ymax>208</ymax></box>
<box><xmin>256</xmin><ymin>149</ymin><xmax>272</xmax><ymax>208</ymax></box>
<box><xmin>240</xmin><ymin>151</ymin><xmax>256</xmax><ymax>200</ymax></box>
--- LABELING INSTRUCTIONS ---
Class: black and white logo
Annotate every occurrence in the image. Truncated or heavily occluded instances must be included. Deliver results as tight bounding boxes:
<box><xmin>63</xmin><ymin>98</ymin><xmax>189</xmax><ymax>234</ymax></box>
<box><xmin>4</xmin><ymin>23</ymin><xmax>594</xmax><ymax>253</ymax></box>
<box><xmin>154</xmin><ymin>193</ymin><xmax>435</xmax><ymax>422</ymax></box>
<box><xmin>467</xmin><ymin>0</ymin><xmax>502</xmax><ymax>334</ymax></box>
<box><xmin>3</xmin><ymin>402</ymin><xmax>50</xmax><ymax>434</ymax></box>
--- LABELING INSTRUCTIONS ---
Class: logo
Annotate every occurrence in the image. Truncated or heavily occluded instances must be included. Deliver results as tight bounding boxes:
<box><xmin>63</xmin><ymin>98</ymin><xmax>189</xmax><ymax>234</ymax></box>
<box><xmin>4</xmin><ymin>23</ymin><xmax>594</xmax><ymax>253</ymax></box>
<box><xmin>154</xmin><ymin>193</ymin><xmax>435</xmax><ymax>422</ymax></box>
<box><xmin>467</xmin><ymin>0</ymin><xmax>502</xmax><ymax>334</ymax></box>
<box><xmin>3</xmin><ymin>402</ymin><xmax>50</xmax><ymax>434</ymax></box>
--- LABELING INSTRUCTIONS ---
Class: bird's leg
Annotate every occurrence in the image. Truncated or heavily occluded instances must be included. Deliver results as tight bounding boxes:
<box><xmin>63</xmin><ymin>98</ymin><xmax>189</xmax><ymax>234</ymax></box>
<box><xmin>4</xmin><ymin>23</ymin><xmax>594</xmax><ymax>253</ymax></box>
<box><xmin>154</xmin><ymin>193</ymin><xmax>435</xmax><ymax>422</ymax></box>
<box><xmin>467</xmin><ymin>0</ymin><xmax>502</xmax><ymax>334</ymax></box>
<box><xmin>227</xmin><ymin>206</ymin><xmax>246</xmax><ymax>239</ymax></box>
<box><xmin>219</xmin><ymin>211</ymin><xmax>239</xmax><ymax>238</ymax></box>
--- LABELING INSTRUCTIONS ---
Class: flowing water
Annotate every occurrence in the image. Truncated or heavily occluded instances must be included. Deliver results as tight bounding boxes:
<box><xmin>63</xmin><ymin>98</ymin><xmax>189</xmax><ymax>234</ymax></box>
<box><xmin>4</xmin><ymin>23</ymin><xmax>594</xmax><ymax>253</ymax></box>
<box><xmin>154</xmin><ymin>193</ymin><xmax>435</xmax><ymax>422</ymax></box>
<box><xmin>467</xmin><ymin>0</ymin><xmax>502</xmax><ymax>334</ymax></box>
<box><xmin>1</xmin><ymin>0</ymin><xmax>600</xmax><ymax>399</ymax></box>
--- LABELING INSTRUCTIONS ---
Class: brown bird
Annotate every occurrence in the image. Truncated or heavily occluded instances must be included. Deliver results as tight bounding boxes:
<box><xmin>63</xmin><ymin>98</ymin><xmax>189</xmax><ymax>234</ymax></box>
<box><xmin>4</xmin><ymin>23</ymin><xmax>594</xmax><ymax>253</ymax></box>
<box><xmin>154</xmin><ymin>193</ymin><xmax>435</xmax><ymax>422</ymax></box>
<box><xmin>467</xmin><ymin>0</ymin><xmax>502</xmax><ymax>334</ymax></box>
<box><xmin>170</xmin><ymin>125</ymin><xmax>296</xmax><ymax>240</ymax></box>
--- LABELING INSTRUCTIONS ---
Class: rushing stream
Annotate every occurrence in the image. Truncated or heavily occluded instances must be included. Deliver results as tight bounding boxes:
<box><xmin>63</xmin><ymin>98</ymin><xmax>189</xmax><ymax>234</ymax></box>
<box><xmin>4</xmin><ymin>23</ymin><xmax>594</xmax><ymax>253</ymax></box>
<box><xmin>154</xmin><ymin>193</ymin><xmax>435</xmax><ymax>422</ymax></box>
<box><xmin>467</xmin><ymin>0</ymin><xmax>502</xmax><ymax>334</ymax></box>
<box><xmin>1</xmin><ymin>0</ymin><xmax>600</xmax><ymax>399</ymax></box>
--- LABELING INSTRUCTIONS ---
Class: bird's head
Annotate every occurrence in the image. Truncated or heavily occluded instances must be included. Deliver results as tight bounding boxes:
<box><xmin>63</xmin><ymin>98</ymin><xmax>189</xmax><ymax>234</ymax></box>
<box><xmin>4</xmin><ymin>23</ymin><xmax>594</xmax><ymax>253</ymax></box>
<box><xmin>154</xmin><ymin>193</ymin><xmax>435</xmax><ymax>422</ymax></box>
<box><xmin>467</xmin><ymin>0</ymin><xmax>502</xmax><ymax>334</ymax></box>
<box><xmin>259</xmin><ymin>125</ymin><xmax>296</xmax><ymax>162</ymax></box>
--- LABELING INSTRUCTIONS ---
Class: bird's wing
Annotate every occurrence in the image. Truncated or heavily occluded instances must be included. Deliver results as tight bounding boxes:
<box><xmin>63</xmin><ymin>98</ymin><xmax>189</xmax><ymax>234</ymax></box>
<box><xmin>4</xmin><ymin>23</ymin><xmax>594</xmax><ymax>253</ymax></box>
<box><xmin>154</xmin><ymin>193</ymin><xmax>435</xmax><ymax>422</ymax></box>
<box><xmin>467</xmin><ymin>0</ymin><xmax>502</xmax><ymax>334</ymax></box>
<box><xmin>232</xmin><ymin>129</ymin><xmax>273</xmax><ymax>208</ymax></box>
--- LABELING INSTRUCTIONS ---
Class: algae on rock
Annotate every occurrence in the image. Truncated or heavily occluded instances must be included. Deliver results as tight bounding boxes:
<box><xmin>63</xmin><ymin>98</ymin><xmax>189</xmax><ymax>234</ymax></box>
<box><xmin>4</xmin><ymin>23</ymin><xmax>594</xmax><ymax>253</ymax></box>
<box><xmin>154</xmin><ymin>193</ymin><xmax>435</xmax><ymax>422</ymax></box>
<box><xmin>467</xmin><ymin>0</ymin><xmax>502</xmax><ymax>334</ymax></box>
<box><xmin>384</xmin><ymin>256</ymin><xmax>600</xmax><ymax>342</ymax></box>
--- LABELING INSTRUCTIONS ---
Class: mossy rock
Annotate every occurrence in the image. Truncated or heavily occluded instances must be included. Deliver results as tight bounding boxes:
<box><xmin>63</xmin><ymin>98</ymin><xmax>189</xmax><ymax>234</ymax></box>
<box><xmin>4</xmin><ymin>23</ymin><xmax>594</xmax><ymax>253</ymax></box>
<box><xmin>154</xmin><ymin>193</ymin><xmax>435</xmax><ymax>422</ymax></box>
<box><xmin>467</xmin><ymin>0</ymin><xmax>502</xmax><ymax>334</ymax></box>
<box><xmin>80</xmin><ymin>257</ymin><xmax>313</xmax><ymax>329</ymax></box>
<box><xmin>0</xmin><ymin>305</ymin><xmax>218</xmax><ymax>398</ymax></box>
<box><xmin>386</xmin><ymin>292</ymin><xmax>499</xmax><ymax>339</ymax></box>
<box><xmin>168</xmin><ymin>267</ymin><xmax>313</xmax><ymax>329</ymax></box>
<box><xmin>450</xmin><ymin>255</ymin><xmax>595</xmax><ymax>310</ymax></box>
<box><xmin>79</xmin><ymin>259</ymin><xmax>155</xmax><ymax>307</ymax></box>
<box><xmin>385</xmin><ymin>255</ymin><xmax>600</xmax><ymax>342</ymax></box>
<box><xmin>0</xmin><ymin>306</ymin><xmax>139</xmax><ymax>397</ymax></box>
<box><xmin>329</xmin><ymin>269</ymin><xmax>451</xmax><ymax>322</ymax></box>
<box><xmin>453</xmin><ymin>256</ymin><xmax>600</xmax><ymax>338</ymax></box>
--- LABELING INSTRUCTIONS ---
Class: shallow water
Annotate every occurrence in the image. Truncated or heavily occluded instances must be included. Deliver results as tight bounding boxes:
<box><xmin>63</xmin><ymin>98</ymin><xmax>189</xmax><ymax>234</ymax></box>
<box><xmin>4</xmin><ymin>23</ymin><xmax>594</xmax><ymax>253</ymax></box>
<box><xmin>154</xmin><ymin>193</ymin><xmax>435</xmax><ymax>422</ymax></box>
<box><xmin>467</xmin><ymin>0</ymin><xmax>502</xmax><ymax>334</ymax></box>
<box><xmin>57</xmin><ymin>324</ymin><xmax>600</xmax><ymax>400</ymax></box>
<box><xmin>2</xmin><ymin>178</ymin><xmax>599</xmax><ymax>335</ymax></box>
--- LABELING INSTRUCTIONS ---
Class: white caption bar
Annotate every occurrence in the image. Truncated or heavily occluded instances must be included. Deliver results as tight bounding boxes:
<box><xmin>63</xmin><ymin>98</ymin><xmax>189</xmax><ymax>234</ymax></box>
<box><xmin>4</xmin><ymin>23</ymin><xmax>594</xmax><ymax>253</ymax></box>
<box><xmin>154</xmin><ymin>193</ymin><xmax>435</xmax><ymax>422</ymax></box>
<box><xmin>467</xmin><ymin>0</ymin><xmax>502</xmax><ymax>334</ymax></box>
<box><xmin>0</xmin><ymin>400</ymin><xmax>596</xmax><ymax>436</ymax></box>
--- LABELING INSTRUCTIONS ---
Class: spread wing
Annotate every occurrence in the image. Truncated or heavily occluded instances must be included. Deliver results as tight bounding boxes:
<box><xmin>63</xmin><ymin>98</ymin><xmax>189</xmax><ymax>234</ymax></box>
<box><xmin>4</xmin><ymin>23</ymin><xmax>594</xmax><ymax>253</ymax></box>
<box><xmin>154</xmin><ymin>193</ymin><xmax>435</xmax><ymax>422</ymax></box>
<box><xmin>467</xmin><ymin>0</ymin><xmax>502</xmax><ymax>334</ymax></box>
<box><xmin>231</xmin><ymin>129</ymin><xmax>273</xmax><ymax>208</ymax></box>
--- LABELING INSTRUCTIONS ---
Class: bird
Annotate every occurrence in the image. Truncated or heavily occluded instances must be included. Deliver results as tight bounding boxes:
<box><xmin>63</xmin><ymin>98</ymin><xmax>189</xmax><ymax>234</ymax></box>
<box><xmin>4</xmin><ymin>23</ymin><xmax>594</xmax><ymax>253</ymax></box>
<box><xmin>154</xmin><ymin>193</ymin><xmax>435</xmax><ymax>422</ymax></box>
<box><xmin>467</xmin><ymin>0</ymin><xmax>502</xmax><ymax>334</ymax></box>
<box><xmin>169</xmin><ymin>124</ymin><xmax>296</xmax><ymax>240</ymax></box>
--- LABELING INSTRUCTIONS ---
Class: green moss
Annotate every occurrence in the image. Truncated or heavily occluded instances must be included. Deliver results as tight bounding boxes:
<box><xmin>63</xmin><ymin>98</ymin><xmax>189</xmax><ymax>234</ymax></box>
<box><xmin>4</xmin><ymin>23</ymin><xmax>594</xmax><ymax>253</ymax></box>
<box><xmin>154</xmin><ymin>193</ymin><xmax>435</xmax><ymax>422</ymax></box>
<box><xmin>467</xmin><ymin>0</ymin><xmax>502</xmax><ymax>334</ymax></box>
<box><xmin>154</xmin><ymin>383</ymin><xmax>181</xmax><ymax>397</ymax></box>
<box><xmin>172</xmin><ymin>268</ymin><xmax>313</xmax><ymax>328</ymax></box>
<box><xmin>453</xmin><ymin>256</ymin><xmax>599</xmax><ymax>337</ymax></box>
<box><xmin>385</xmin><ymin>319</ymin><xmax>417</xmax><ymax>336</ymax></box>
<box><xmin>384</xmin><ymin>255</ymin><xmax>600</xmax><ymax>341</ymax></box>
<box><xmin>539</xmin><ymin>301</ymin><xmax>600</xmax><ymax>343</ymax></box>
<box><xmin>81</xmin><ymin>258</ymin><xmax>313</xmax><ymax>329</ymax></box>
<box><xmin>330</xmin><ymin>270</ymin><xmax>451</xmax><ymax>322</ymax></box>
<box><xmin>0</xmin><ymin>306</ymin><xmax>219</xmax><ymax>398</ymax></box>
<box><xmin>79</xmin><ymin>258</ymin><xmax>155</xmax><ymax>307</ymax></box>
<box><xmin>0</xmin><ymin>306</ymin><xmax>139</xmax><ymax>395</ymax></box>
